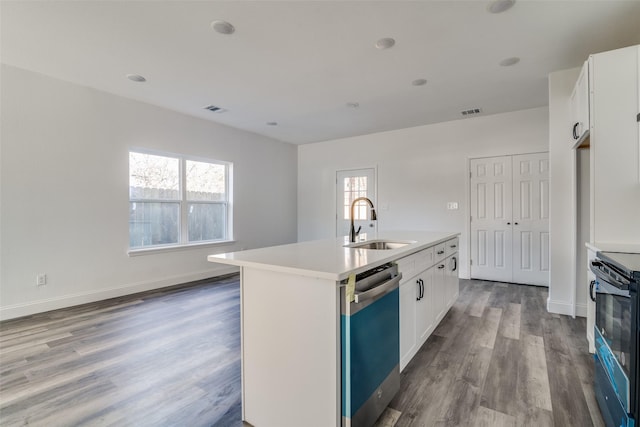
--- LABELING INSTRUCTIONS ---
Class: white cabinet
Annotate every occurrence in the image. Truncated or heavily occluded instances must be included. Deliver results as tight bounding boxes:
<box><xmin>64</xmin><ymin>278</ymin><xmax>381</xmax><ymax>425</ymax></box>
<box><xmin>416</xmin><ymin>267</ymin><xmax>434</xmax><ymax>343</ymax></box>
<box><xmin>433</xmin><ymin>261</ymin><xmax>446</xmax><ymax>323</ymax></box>
<box><xmin>570</xmin><ymin>60</ymin><xmax>590</xmax><ymax>145</ymax></box>
<box><xmin>398</xmin><ymin>237</ymin><xmax>459</xmax><ymax>371</ymax></box>
<box><xmin>590</xmin><ymin>45</ymin><xmax>640</xmax><ymax>245</ymax></box>
<box><xmin>445</xmin><ymin>254</ymin><xmax>459</xmax><ymax>308</ymax></box>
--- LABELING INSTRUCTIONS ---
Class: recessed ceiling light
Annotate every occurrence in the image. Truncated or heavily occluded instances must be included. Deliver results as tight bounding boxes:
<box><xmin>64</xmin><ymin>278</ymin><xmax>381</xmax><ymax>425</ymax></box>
<box><xmin>211</xmin><ymin>20</ymin><xmax>235</xmax><ymax>35</ymax></box>
<box><xmin>375</xmin><ymin>38</ymin><xmax>395</xmax><ymax>50</ymax></box>
<box><xmin>487</xmin><ymin>0</ymin><xmax>515</xmax><ymax>14</ymax></box>
<box><xmin>346</xmin><ymin>102</ymin><xmax>360</xmax><ymax>108</ymax></box>
<box><xmin>412</xmin><ymin>79</ymin><xmax>428</xmax><ymax>86</ymax></box>
<box><xmin>126</xmin><ymin>74</ymin><xmax>146</xmax><ymax>82</ymax></box>
<box><xmin>499</xmin><ymin>57</ymin><xmax>520</xmax><ymax>66</ymax></box>
<box><xmin>266</xmin><ymin>121</ymin><xmax>278</xmax><ymax>126</ymax></box>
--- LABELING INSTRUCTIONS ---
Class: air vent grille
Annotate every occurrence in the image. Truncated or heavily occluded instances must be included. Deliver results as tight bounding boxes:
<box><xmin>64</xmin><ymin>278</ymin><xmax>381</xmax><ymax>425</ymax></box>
<box><xmin>203</xmin><ymin>105</ymin><xmax>226</xmax><ymax>113</ymax></box>
<box><xmin>461</xmin><ymin>108</ymin><xmax>482</xmax><ymax>117</ymax></box>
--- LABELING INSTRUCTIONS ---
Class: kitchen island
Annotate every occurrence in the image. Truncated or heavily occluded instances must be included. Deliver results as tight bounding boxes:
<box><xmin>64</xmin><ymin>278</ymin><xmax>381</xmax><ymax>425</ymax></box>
<box><xmin>208</xmin><ymin>231</ymin><xmax>459</xmax><ymax>427</ymax></box>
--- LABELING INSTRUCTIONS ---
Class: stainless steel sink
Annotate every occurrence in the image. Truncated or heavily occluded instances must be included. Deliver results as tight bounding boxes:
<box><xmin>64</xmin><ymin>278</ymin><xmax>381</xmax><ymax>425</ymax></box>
<box><xmin>345</xmin><ymin>240</ymin><xmax>413</xmax><ymax>250</ymax></box>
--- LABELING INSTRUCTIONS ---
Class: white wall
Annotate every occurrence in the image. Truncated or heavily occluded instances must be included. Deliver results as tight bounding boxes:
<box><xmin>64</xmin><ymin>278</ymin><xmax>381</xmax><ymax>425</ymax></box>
<box><xmin>547</xmin><ymin>67</ymin><xmax>581</xmax><ymax>316</ymax></box>
<box><xmin>0</xmin><ymin>65</ymin><xmax>298</xmax><ymax>320</ymax></box>
<box><xmin>298</xmin><ymin>107</ymin><xmax>549</xmax><ymax>279</ymax></box>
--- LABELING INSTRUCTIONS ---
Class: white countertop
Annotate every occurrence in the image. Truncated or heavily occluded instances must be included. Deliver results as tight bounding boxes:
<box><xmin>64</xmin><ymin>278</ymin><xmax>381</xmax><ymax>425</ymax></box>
<box><xmin>586</xmin><ymin>241</ymin><xmax>640</xmax><ymax>254</ymax></box>
<box><xmin>208</xmin><ymin>231</ymin><xmax>459</xmax><ymax>281</ymax></box>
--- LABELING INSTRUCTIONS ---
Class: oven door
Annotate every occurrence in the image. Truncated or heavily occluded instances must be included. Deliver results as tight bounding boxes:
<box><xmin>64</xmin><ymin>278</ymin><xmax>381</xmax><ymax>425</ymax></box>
<box><xmin>591</xmin><ymin>259</ymin><xmax>633</xmax><ymax>414</ymax></box>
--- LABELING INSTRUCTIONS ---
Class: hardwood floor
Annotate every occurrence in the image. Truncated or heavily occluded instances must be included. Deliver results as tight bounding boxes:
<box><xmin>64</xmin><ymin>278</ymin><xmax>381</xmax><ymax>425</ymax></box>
<box><xmin>390</xmin><ymin>280</ymin><xmax>605</xmax><ymax>427</ymax></box>
<box><xmin>0</xmin><ymin>275</ymin><xmax>242</xmax><ymax>427</ymax></box>
<box><xmin>0</xmin><ymin>276</ymin><xmax>604</xmax><ymax>426</ymax></box>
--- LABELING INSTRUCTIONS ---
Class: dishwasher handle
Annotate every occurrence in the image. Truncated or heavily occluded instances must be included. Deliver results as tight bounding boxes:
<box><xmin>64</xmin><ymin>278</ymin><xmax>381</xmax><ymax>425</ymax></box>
<box><xmin>354</xmin><ymin>273</ymin><xmax>402</xmax><ymax>304</ymax></box>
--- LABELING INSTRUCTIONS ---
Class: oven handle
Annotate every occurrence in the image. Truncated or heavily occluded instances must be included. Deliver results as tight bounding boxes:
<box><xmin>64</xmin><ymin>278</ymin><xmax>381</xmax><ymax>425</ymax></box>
<box><xmin>354</xmin><ymin>274</ymin><xmax>402</xmax><ymax>304</ymax></box>
<box><xmin>589</xmin><ymin>280</ymin><xmax>597</xmax><ymax>302</ymax></box>
<box><xmin>590</xmin><ymin>260</ymin><xmax>630</xmax><ymax>290</ymax></box>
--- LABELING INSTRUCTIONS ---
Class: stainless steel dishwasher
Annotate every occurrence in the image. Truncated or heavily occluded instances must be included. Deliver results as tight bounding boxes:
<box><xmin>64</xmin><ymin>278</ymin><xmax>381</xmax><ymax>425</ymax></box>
<box><xmin>341</xmin><ymin>263</ymin><xmax>402</xmax><ymax>427</ymax></box>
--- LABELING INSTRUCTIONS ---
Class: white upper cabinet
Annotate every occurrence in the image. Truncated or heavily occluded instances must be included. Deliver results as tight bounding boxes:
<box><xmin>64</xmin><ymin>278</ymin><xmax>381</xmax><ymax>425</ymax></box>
<box><xmin>570</xmin><ymin>60</ymin><xmax>590</xmax><ymax>146</ymax></box>
<box><xmin>590</xmin><ymin>44</ymin><xmax>640</xmax><ymax>245</ymax></box>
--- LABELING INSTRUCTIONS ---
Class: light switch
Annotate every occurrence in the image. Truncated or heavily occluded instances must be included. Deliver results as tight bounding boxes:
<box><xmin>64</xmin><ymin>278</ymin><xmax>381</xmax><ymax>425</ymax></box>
<box><xmin>447</xmin><ymin>202</ymin><xmax>459</xmax><ymax>210</ymax></box>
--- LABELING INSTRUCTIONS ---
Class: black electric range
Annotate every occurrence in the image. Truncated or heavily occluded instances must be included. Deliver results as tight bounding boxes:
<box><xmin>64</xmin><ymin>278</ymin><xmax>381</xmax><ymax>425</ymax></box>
<box><xmin>591</xmin><ymin>251</ymin><xmax>639</xmax><ymax>427</ymax></box>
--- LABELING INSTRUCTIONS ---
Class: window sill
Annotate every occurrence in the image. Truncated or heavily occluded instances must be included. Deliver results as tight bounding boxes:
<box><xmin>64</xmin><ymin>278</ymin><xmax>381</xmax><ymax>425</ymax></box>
<box><xmin>128</xmin><ymin>240</ymin><xmax>236</xmax><ymax>257</ymax></box>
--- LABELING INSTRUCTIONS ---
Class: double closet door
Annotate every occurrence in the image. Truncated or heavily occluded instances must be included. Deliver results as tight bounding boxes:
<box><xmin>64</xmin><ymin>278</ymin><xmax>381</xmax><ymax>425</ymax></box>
<box><xmin>470</xmin><ymin>153</ymin><xmax>549</xmax><ymax>286</ymax></box>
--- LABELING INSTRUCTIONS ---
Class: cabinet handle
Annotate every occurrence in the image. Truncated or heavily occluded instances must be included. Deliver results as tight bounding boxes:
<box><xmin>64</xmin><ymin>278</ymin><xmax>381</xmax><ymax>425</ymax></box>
<box><xmin>589</xmin><ymin>280</ymin><xmax>597</xmax><ymax>302</ymax></box>
<box><xmin>438</xmin><ymin>265</ymin><xmax>445</xmax><ymax>269</ymax></box>
<box><xmin>437</xmin><ymin>250</ymin><xmax>445</xmax><ymax>255</ymax></box>
<box><xmin>416</xmin><ymin>279</ymin><xmax>424</xmax><ymax>301</ymax></box>
<box><xmin>450</xmin><ymin>244</ymin><xmax>457</xmax><ymax>248</ymax></box>
<box><xmin>514</xmin><ymin>222</ymin><xmax>519</xmax><ymax>225</ymax></box>
<box><xmin>507</xmin><ymin>222</ymin><xmax>511</xmax><ymax>225</ymax></box>
<box><xmin>572</xmin><ymin>122</ymin><xmax>579</xmax><ymax>140</ymax></box>
<box><xmin>452</xmin><ymin>257</ymin><xmax>457</xmax><ymax>272</ymax></box>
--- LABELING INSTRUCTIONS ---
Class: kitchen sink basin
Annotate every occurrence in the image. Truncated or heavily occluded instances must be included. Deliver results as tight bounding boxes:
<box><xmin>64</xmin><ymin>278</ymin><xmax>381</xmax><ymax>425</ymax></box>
<box><xmin>345</xmin><ymin>240</ymin><xmax>413</xmax><ymax>250</ymax></box>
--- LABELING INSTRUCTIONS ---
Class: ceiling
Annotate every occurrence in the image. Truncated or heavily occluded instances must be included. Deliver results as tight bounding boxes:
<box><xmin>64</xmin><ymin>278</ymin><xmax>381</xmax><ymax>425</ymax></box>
<box><xmin>2</xmin><ymin>1</ymin><xmax>640</xmax><ymax>145</ymax></box>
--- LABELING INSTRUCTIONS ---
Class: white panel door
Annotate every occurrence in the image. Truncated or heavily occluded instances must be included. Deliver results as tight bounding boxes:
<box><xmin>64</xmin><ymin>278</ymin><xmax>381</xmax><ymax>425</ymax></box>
<box><xmin>512</xmin><ymin>153</ymin><xmax>550</xmax><ymax>286</ymax></box>
<box><xmin>336</xmin><ymin>168</ymin><xmax>376</xmax><ymax>237</ymax></box>
<box><xmin>470</xmin><ymin>156</ymin><xmax>513</xmax><ymax>282</ymax></box>
<box><xmin>470</xmin><ymin>153</ymin><xmax>549</xmax><ymax>286</ymax></box>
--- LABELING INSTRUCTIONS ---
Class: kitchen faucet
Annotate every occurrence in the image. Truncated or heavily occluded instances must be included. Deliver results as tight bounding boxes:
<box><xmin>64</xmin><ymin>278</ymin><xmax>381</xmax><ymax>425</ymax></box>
<box><xmin>349</xmin><ymin>197</ymin><xmax>377</xmax><ymax>242</ymax></box>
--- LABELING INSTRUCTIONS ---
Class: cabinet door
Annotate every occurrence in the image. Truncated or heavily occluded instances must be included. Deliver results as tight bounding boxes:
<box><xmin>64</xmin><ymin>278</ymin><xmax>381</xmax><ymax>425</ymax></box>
<box><xmin>570</xmin><ymin>61</ymin><xmax>590</xmax><ymax>143</ymax></box>
<box><xmin>416</xmin><ymin>268</ymin><xmax>434</xmax><ymax>344</ymax></box>
<box><xmin>446</xmin><ymin>254</ymin><xmax>459</xmax><ymax>308</ymax></box>
<box><xmin>432</xmin><ymin>262</ymin><xmax>446</xmax><ymax>324</ymax></box>
<box><xmin>399</xmin><ymin>276</ymin><xmax>418</xmax><ymax>371</ymax></box>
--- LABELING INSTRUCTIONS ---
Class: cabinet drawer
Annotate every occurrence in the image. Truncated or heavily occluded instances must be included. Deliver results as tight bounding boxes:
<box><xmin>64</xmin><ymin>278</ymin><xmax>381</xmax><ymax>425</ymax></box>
<box><xmin>396</xmin><ymin>254</ymin><xmax>417</xmax><ymax>283</ymax></box>
<box><xmin>445</xmin><ymin>238</ymin><xmax>459</xmax><ymax>257</ymax></box>
<box><xmin>434</xmin><ymin>243</ymin><xmax>447</xmax><ymax>263</ymax></box>
<box><xmin>415</xmin><ymin>247</ymin><xmax>435</xmax><ymax>271</ymax></box>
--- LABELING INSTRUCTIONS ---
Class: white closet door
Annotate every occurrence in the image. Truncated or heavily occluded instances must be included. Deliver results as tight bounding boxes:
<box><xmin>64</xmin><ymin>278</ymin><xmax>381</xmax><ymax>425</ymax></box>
<box><xmin>470</xmin><ymin>156</ymin><xmax>513</xmax><ymax>282</ymax></box>
<box><xmin>512</xmin><ymin>153</ymin><xmax>550</xmax><ymax>286</ymax></box>
<box><xmin>470</xmin><ymin>153</ymin><xmax>550</xmax><ymax>286</ymax></box>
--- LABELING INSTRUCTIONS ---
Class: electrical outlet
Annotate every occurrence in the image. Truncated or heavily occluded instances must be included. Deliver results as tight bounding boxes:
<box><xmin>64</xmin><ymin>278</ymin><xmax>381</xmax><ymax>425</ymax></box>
<box><xmin>447</xmin><ymin>202</ymin><xmax>459</xmax><ymax>210</ymax></box>
<box><xmin>37</xmin><ymin>274</ymin><xmax>47</xmax><ymax>286</ymax></box>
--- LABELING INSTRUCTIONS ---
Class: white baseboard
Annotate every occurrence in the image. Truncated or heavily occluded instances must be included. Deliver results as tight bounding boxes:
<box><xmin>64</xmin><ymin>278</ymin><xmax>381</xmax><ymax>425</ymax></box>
<box><xmin>547</xmin><ymin>298</ymin><xmax>587</xmax><ymax>318</ymax></box>
<box><xmin>575</xmin><ymin>303</ymin><xmax>587</xmax><ymax>318</ymax></box>
<box><xmin>0</xmin><ymin>266</ymin><xmax>239</xmax><ymax>321</ymax></box>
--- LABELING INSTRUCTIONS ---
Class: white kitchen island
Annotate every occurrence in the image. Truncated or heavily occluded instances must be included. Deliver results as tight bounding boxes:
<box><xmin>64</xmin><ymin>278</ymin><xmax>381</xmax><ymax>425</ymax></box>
<box><xmin>208</xmin><ymin>231</ymin><xmax>459</xmax><ymax>427</ymax></box>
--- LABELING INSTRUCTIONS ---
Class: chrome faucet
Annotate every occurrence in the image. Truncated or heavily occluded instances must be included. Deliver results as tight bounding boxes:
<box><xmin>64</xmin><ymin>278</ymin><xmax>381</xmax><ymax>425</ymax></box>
<box><xmin>349</xmin><ymin>197</ymin><xmax>377</xmax><ymax>242</ymax></box>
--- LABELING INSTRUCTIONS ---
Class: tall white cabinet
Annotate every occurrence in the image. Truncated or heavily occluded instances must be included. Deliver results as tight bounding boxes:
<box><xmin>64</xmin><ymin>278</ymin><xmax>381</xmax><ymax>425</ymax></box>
<box><xmin>567</xmin><ymin>44</ymin><xmax>640</xmax><ymax>346</ymax></box>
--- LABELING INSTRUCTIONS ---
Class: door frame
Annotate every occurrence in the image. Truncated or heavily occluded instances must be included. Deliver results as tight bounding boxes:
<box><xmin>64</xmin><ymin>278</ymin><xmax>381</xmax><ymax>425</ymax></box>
<box><xmin>466</xmin><ymin>151</ymin><xmax>549</xmax><ymax>284</ymax></box>
<box><xmin>335</xmin><ymin>166</ymin><xmax>378</xmax><ymax>238</ymax></box>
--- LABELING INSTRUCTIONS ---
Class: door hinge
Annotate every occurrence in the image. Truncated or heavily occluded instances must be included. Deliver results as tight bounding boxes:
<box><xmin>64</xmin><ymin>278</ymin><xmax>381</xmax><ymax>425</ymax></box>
<box><xmin>637</xmin><ymin>112</ymin><xmax>640</xmax><ymax>122</ymax></box>
<box><xmin>470</xmin><ymin>259</ymin><xmax>473</xmax><ymax>265</ymax></box>
<box><xmin>469</xmin><ymin>171</ymin><xmax>472</xmax><ymax>179</ymax></box>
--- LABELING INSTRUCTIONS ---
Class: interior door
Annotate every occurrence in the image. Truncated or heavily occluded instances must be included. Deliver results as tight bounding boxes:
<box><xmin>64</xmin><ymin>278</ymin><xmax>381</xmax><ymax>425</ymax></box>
<box><xmin>470</xmin><ymin>156</ymin><xmax>513</xmax><ymax>282</ymax></box>
<box><xmin>470</xmin><ymin>153</ymin><xmax>549</xmax><ymax>286</ymax></box>
<box><xmin>512</xmin><ymin>153</ymin><xmax>550</xmax><ymax>285</ymax></box>
<box><xmin>336</xmin><ymin>168</ymin><xmax>376</xmax><ymax>238</ymax></box>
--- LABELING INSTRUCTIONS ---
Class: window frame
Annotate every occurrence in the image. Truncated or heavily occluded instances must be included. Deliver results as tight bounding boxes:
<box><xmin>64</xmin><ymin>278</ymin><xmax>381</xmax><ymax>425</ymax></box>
<box><xmin>128</xmin><ymin>148</ymin><xmax>234</xmax><ymax>255</ymax></box>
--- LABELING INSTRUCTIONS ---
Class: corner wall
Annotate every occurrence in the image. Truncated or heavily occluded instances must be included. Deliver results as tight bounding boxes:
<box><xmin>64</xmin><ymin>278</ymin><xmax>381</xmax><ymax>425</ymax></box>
<box><xmin>0</xmin><ymin>65</ymin><xmax>298</xmax><ymax>320</ymax></box>
<box><xmin>547</xmin><ymin>67</ymin><xmax>581</xmax><ymax>316</ymax></box>
<box><xmin>298</xmin><ymin>107</ymin><xmax>549</xmax><ymax>279</ymax></box>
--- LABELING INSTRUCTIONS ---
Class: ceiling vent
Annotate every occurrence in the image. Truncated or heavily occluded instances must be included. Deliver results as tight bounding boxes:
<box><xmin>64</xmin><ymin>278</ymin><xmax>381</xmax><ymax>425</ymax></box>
<box><xmin>203</xmin><ymin>105</ymin><xmax>226</xmax><ymax>113</ymax></box>
<box><xmin>461</xmin><ymin>108</ymin><xmax>482</xmax><ymax>117</ymax></box>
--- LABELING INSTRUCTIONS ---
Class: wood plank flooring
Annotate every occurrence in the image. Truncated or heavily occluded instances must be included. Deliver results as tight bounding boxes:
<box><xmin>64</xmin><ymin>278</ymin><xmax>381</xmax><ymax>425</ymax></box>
<box><xmin>1</xmin><ymin>276</ymin><xmax>604</xmax><ymax>426</ymax></box>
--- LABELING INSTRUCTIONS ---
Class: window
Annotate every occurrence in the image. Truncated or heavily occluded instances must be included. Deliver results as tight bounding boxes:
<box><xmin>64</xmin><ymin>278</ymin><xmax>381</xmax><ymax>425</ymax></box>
<box><xmin>343</xmin><ymin>176</ymin><xmax>368</xmax><ymax>220</ymax></box>
<box><xmin>129</xmin><ymin>150</ymin><xmax>232</xmax><ymax>249</ymax></box>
